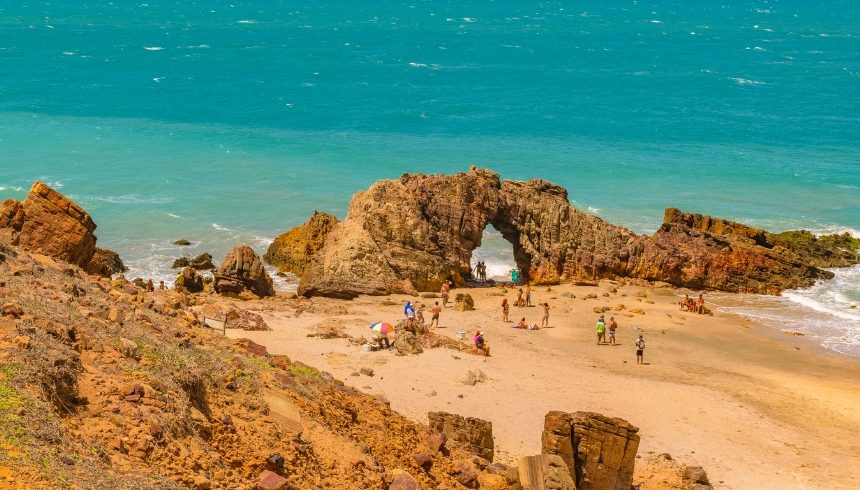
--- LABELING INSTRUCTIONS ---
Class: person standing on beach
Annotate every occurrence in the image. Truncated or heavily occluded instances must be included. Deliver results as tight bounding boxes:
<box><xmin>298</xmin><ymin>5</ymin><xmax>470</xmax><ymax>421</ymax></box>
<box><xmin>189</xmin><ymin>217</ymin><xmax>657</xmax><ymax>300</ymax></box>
<box><xmin>525</xmin><ymin>285</ymin><xmax>532</xmax><ymax>307</ymax></box>
<box><xmin>474</xmin><ymin>262</ymin><xmax>482</xmax><ymax>282</ymax></box>
<box><xmin>607</xmin><ymin>316</ymin><xmax>618</xmax><ymax>346</ymax></box>
<box><xmin>516</xmin><ymin>288</ymin><xmax>524</xmax><ymax>307</ymax></box>
<box><xmin>541</xmin><ymin>303</ymin><xmax>550</xmax><ymax>328</ymax></box>
<box><xmin>440</xmin><ymin>280</ymin><xmax>451</xmax><ymax>307</ymax></box>
<box><xmin>596</xmin><ymin>318</ymin><xmax>606</xmax><ymax>344</ymax></box>
<box><xmin>635</xmin><ymin>335</ymin><xmax>645</xmax><ymax>364</ymax></box>
<box><xmin>481</xmin><ymin>262</ymin><xmax>487</xmax><ymax>282</ymax></box>
<box><xmin>429</xmin><ymin>301</ymin><xmax>441</xmax><ymax>329</ymax></box>
<box><xmin>501</xmin><ymin>298</ymin><xmax>510</xmax><ymax>322</ymax></box>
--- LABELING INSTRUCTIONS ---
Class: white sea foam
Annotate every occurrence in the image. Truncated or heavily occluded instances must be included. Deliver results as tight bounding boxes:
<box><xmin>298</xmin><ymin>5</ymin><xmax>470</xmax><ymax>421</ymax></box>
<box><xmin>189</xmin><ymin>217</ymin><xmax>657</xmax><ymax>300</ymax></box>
<box><xmin>92</xmin><ymin>195</ymin><xmax>173</xmax><ymax>204</ymax></box>
<box><xmin>237</xmin><ymin>20</ymin><xmax>257</xmax><ymax>24</ymax></box>
<box><xmin>462</xmin><ymin>17</ymin><xmax>477</xmax><ymax>23</ymax></box>
<box><xmin>587</xmin><ymin>206</ymin><xmax>602</xmax><ymax>213</ymax></box>
<box><xmin>730</xmin><ymin>77</ymin><xmax>766</xmax><ymax>86</ymax></box>
<box><xmin>143</xmin><ymin>46</ymin><xmax>164</xmax><ymax>51</ymax></box>
<box><xmin>211</xmin><ymin>223</ymin><xmax>235</xmax><ymax>232</ymax></box>
<box><xmin>409</xmin><ymin>62</ymin><xmax>428</xmax><ymax>68</ymax></box>
<box><xmin>167</xmin><ymin>213</ymin><xmax>182</xmax><ymax>219</ymax></box>
<box><xmin>0</xmin><ymin>186</ymin><xmax>23</xmax><ymax>192</ymax></box>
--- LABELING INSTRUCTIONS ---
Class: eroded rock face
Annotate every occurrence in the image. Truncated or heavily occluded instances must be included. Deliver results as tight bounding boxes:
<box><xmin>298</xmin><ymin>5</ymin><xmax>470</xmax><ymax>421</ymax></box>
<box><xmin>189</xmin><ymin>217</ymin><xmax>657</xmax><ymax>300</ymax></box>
<box><xmin>214</xmin><ymin>246</ymin><xmax>275</xmax><ymax>298</ymax></box>
<box><xmin>176</xmin><ymin>266</ymin><xmax>205</xmax><ymax>293</ymax></box>
<box><xmin>517</xmin><ymin>454</ymin><xmax>576</xmax><ymax>490</ymax></box>
<box><xmin>265</xmin><ymin>211</ymin><xmax>339</xmax><ymax>277</ymax></box>
<box><xmin>569</xmin><ymin>412</ymin><xmax>640</xmax><ymax>490</ymax></box>
<box><xmin>428</xmin><ymin>411</ymin><xmax>494</xmax><ymax>462</ymax></box>
<box><xmin>297</xmin><ymin>168</ymin><xmax>856</xmax><ymax>297</ymax></box>
<box><xmin>0</xmin><ymin>182</ymin><xmax>97</xmax><ymax>267</ymax></box>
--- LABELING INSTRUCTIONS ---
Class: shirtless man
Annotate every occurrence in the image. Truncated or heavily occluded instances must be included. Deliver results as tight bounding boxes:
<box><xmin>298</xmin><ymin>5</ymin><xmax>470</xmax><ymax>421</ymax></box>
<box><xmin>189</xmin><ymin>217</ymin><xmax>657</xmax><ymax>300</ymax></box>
<box><xmin>607</xmin><ymin>316</ymin><xmax>618</xmax><ymax>346</ymax></box>
<box><xmin>429</xmin><ymin>301</ymin><xmax>442</xmax><ymax>329</ymax></box>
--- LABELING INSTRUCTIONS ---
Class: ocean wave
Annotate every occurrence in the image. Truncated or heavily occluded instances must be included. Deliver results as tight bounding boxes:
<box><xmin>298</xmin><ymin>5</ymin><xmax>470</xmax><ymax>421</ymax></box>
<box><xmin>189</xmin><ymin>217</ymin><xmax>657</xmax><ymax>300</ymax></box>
<box><xmin>167</xmin><ymin>213</ymin><xmax>182</xmax><ymax>219</ymax></box>
<box><xmin>0</xmin><ymin>185</ymin><xmax>23</xmax><ymax>192</ymax></box>
<box><xmin>92</xmin><ymin>195</ymin><xmax>173</xmax><ymax>205</ymax></box>
<box><xmin>409</xmin><ymin>62</ymin><xmax>428</xmax><ymax>68</ymax></box>
<box><xmin>587</xmin><ymin>206</ymin><xmax>602</xmax><ymax>213</ymax></box>
<box><xmin>730</xmin><ymin>77</ymin><xmax>766</xmax><ymax>86</ymax></box>
<box><xmin>211</xmin><ymin>223</ymin><xmax>235</xmax><ymax>232</ymax></box>
<box><xmin>143</xmin><ymin>46</ymin><xmax>164</xmax><ymax>51</ymax></box>
<box><xmin>782</xmin><ymin>291</ymin><xmax>860</xmax><ymax>322</ymax></box>
<box><xmin>237</xmin><ymin>20</ymin><xmax>257</xmax><ymax>24</ymax></box>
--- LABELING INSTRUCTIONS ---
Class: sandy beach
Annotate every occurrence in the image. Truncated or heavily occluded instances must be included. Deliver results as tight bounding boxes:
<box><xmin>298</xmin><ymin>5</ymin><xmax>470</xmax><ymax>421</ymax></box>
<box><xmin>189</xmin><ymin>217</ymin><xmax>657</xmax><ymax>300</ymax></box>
<box><xmin>227</xmin><ymin>282</ymin><xmax>860</xmax><ymax>489</ymax></box>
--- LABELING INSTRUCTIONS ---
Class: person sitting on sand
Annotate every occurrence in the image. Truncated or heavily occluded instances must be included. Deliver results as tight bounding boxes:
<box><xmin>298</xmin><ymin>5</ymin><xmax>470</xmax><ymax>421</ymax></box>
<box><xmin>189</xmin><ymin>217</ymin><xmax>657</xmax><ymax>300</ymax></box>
<box><xmin>681</xmin><ymin>294</ymin><xmax>694</xmax><ymax>311</ymax></box>
<box><xmin>695</xmin><ymin>293</ymin><xmax>705</xmax><ymax>314</ymax></box>
<box><xmin>635</xmin><ymin>335</ymin><xmax>645</xmax><ymax>364</ymax></box>
<box><xmin>541</xmin><ymin>302</ymin><xmax>550</xmax><ymax>328</ymax></box>
<box><xmin>514</xmin><ymin>317</ymin><xmax>528</xmax><ymax>329</ymax></box>
<box><xmin>607</xmin><ymin>316</ymin><xmax>618</xmax><ymax>346</ymax></box>
<box><xmin>596</xmin><ymin>318</ymin><xmax>606</xmax><ymax>344</ymax></box>
<box><xmin>474</xmin><ymin>331</ymin><xmax>489</xmax><ymax>354</ymax></box>
<box><xmin>501</xmin><ymin>298</ymin><xmax>510</xmax><ymax>322</ymax></box>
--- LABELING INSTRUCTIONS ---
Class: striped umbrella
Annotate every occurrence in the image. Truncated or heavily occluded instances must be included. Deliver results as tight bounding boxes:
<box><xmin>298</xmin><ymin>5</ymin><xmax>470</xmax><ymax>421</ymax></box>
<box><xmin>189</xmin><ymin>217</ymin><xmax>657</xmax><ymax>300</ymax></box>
<box><xmin>369</xmin><ymin>322</ymin><xmax>394</xmax><ymax>334</ymax></box>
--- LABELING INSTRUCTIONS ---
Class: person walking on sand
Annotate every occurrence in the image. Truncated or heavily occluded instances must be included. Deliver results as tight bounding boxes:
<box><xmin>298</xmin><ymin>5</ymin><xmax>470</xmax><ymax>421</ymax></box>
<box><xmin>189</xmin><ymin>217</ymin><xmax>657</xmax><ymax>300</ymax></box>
<box><xmin>607</xmin><ymin>316</ymin><xmax>618</xmax><ymax>346</ymax></box>
<box><xmin>429</xmin><ymin>301</ymin><xmax>442</xmax><ymax>329</ymax></box>
<box><xmin>596</xmin><ymin>318</ymin><xmax>606</xmax><ymax>344</ymax></box>
<box><xmin>501</xmin><ymin>298</ymin><xmax>510</xmax><ymax>322</ymax></box>
<box><xmin>635</xmin><ymin>335</ymin><xmax>645</xmax><ymax>364</ymax></box>
<box><xmin>541</xmin><ymin>302</ymin><xmax>550</xmax><ymax>328</ymax></box>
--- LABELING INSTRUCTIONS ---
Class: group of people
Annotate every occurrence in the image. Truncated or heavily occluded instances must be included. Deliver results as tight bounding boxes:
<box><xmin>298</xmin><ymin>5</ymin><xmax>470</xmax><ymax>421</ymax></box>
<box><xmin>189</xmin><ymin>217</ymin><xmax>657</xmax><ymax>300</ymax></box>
<box><xmin>501</xmin><ymin>292</ymin><xmax>548</xmax><ymax>328</ymax></box>
<box><xmin>473</xmin><ymin>262</ymin><xmax>488</xmax><ymax>282</ymax></box>
<box><xmin>595</xmin><ymin>314</ymin><xmax>646</xmax><ymax>363</ymax></box>
<box><xmin>514</xmin><ymin>285</ymin><xmax>532</xmax><ymax>307</ymax></box>
<box><xmin>681</xmin><ymin>293</ymin><xmax>706</xmax><ymax>314</ymax></box>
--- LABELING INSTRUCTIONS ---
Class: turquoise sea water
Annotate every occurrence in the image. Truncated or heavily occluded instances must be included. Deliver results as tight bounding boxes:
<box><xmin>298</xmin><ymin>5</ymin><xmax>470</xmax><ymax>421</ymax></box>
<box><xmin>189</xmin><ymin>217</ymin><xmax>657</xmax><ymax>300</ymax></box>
<box><xmin>1</xmin><ymin>2</ymin><xmax>859</xmax><ymax>354</ymax></box>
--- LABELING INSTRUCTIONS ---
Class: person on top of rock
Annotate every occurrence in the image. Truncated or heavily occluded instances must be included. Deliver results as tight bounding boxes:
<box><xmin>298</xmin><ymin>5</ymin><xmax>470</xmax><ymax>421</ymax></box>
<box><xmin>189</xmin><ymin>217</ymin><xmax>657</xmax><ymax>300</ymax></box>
<box><xmin>145</xmin><ymin>279</ymin><xmax>154</xmax><ymax>292</ymax></box>
<box><xmin>501</xmin><ymin>298</ymin><xmax>510</xmax><ymax>322</ymax></box>
<box><xmin>541</xmin><ymin>302</ymin><xmax>550</xmax><ymax>328</ymax></box>
<box><xmin>158</xmin><ymin>280</ymin><xmax>165</xmax><ymax>290</ymax></box>
<box><xmin>429</xmin><ymin>301</ymin><xmax>441</xmax><ymax>329</ymax></box>
<box><xmin>596</xmin><ymin>318</ymin><xmax>606</xmax><ymax>344</ymax></box>
<box><xmin>635</xmin><ymin>335</ymin><xmax>645</xmax><ymax>364</ymax></box>
<box><xmin>607</xmin><ymin>316</ymin><xmax>618</xmax><ymax>346</ymax></box>
<box><xmin>404</xmin><ymin>301</ymin><xmax>416</xmax><ymax>319</ymax></box>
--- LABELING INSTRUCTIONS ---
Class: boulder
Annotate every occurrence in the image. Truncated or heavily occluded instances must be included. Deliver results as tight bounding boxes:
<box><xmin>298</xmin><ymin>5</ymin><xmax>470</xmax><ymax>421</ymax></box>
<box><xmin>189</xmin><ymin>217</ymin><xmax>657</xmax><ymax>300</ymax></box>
<box><xmin>389</xmin><ymin>473</ymin><xmax>420</xmax><ymax>490</ymax></box>
<box><xmin>682</xmin><ymin>465</ymin><xmax>713</xmax><ymax>490</ymax></box>
<box><xmin>0</xmin><ymin>182</ymin><xmax>97</xmax><ymax>267</ymax></box>
<box><xmin>174</xmin><ymin>252</ymin><xmax>214</xmax><ymax>270</ymax></box>
<box><xmin>176</xmin><ymin>266</ymin><xmax>205</xmax><ymax>293</ymax></box>
<box><xmin>393</xmin><ymin>331</ymin><xmax>423</xmax><ymax>355</ymax></box>
<box><xmin>453</xmin><ymin>293</ymin><xmax>475</xmax><ymax>311</ymax></box>
<box><xmin>297</xmin><ymin>169</ymin><xmax>858</xmax><ymax>297</ymax></box>
<box><xmin>427</xmin><ymin>411</ymin><xmax>494</xmax><ymax>462</ymax></box>
<box><xmin>84</xmin><ymin>247</ymin><xmax>127</xmax><ymax>277</ymax></box>
<box><xmin>214</xmin><ymin>246</ymin><xmax>275</xmax><ymax>298</ymax></box>
<box><xmin>264</xmin><ymin>211</ymin><xmax>339</xmax><ymax>277</ymax></box>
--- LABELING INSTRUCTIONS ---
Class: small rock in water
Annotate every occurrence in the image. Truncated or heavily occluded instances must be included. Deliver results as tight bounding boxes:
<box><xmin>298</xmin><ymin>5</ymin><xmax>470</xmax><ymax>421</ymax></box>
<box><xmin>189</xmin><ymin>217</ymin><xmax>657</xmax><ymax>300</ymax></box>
<box><xmin>174</xmin><ymin>239</ymin><xmax>191</xmax><ymax>246</ymax></box>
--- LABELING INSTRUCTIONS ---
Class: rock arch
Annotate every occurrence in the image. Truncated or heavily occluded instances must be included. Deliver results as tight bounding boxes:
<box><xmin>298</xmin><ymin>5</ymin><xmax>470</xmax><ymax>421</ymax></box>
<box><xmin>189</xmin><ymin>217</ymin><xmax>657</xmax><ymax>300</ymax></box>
<box><xmin>295</xmin><ymin>167</ymin><xmax>848</xmax><ymax>298</ymax></box>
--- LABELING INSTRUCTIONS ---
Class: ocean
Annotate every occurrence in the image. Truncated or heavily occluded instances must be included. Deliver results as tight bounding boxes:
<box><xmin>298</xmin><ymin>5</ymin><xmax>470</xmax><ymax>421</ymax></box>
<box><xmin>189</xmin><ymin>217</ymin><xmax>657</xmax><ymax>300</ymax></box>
<box><xmin>1</xmin><ymin>1</ymin><xmax>858</xmax><ymax>355</ymax></box>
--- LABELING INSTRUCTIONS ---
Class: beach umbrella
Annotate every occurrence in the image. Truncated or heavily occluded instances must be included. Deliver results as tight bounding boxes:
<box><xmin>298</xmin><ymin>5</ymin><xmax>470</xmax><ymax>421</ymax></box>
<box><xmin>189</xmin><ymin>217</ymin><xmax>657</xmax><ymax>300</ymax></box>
<box><xmin>369</xmin><ymin>322</ymin><xmax>394</xmax><ymax>334</ymax></box>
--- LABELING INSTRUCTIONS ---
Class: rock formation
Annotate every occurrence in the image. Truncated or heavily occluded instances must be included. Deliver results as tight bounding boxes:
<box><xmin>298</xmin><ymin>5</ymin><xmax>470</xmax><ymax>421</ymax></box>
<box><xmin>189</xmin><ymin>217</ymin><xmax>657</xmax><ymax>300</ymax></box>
<box><xmin>84</xmin><ymin>247</ymin><xmax>127</xmax><ymax>277</ymax></box>
<box><xmin>264</xmin><ymin>211</ymin><xmax>339</xmax><ymax>277</ymax></box>
<box><xmin>517</xmin><ymin>454</ymin><xmax>576</xmax><ymax>490</ymax></box>
<box><xmin>214</xmin><ymin>246</ymin><xmax>275</xmax><ymax>298</ymax></box>
<box><xmin>297</xmin><ymin>168</ymin><xmax>858</xmax><ymax>298</ymax></box>
<box><xmin>172</xmin><ymin>252</ymin><xmax>214</xmax><ymax>270</ymax></box>
<box><xmin>176</xmin><ymin>266</ymin><xmax>204</xmax><ymax>293</ymax></box>
<box><xmin>0</xmin><ymin>181</ymin><xmax>98</xmax><ymax>267</ymax></box>
<box><xmin>428</xmin><ymin>411</ymin><xmax>494</xmax><ymax>462</ymax></box>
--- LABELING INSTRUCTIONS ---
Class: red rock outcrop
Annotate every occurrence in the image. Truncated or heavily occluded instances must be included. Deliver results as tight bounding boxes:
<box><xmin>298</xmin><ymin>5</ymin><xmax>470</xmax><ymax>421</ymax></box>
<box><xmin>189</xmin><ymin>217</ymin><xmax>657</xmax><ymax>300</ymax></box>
<box><xmin>297</xmin><ymin>168</ymin><xmax>855</xmax><ymax>297</ymax></box>
<box><xmin>534</xmin><ymin>411</ymin><xmax>640</xmax><ymax>490</ymax></box>
<box><xmin>214</xmin><ymin>246</ymin><xmax>275</xmax><ymax>298</ymax></box>
<box><xmin>264</xmin><ymin>211</ymin><xmax>339</xmax><ymax>276</ymax></box>
<box><xmin>0</xmin><ymin>182</ymin><xmax>97</xmax><ymax>267</ymax></box>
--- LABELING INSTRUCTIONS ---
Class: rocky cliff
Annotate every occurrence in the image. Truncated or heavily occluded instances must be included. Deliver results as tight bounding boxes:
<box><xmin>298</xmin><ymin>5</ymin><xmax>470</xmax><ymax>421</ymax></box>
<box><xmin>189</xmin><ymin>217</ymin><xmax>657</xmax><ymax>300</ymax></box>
<box><xmin>297</xmin><ymin>168</ymin><xmax>857</xmax><ymax>297</ymax></box>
